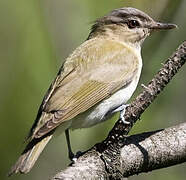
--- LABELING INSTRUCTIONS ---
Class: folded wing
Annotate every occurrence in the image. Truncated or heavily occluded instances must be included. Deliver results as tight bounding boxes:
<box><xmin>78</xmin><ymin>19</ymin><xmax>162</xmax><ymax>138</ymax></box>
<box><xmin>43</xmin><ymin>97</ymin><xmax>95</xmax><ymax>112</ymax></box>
<box><xmin>31</xmin><ymin>38</ymin><xmax>139</xmax><ymax>139</ymax></box>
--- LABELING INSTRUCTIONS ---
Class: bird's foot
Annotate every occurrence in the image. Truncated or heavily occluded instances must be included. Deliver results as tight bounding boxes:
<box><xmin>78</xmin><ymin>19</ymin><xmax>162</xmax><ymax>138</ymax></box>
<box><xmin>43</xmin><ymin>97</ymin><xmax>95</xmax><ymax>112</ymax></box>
<box><xmin>112</xmin><ymin>104</ymin><xmax>130</xmax><ymax>125</ymax></box>
<box><xmin>72</xmin><ymin>151</ymin><xmax>83</xmax><ymax>162</ymax></box>
<box><xmin>69</xmin><ymin>151</ymin><xmax>83</xmax><ymax>162</ymax></box>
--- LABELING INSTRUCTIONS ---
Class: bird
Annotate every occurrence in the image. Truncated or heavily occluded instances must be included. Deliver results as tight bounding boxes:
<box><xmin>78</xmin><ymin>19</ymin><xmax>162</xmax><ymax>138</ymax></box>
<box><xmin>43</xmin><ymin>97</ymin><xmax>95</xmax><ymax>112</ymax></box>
<box><xmin>8</xmin><ymin>7</ymin><xmax>177</xmax><ymax>176</ymax></box>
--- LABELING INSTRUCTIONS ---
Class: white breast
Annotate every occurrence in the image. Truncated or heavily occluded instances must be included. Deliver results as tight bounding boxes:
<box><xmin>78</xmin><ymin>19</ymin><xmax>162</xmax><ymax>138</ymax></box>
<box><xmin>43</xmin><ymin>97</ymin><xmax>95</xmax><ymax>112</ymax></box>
<box><xmin>71</xmin><ymin>53</ymin><xmax>142</xmax><ymax>130</ymax></box>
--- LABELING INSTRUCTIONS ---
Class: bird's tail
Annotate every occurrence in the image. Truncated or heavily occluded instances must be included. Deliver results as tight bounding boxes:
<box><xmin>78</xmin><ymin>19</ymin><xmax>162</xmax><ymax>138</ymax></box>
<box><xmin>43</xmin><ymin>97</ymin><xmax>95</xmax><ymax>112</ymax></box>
<box><xmin>8</xmin><ymin>134</ymin><xmax>52</xmax><ymax>176</ymax></box>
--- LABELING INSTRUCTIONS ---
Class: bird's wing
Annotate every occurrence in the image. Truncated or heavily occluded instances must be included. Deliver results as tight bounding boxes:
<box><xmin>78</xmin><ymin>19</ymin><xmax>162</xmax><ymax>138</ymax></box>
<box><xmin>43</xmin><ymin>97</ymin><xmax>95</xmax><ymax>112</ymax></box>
<box><xmin>31</xmin><ymin>38</ymin><xmax>140</xmax><ymax>139</ymax></box>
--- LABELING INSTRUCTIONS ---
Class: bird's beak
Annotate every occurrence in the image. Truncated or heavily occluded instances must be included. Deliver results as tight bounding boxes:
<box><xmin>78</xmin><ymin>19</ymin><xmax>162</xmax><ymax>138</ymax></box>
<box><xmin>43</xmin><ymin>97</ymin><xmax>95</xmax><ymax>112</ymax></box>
<box><xmin>148</xmin><ymin>22</ymin><xmax>178</xmax><ymax>31</ymax></box>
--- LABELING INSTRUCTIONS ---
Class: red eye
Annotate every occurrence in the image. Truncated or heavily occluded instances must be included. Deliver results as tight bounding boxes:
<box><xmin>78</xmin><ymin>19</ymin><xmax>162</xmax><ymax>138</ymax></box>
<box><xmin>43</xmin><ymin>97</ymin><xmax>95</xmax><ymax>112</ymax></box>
<box><xmin>128</xmin><ymin>20</ymin><xmax>140</xmax><ymax>29</ymax></box>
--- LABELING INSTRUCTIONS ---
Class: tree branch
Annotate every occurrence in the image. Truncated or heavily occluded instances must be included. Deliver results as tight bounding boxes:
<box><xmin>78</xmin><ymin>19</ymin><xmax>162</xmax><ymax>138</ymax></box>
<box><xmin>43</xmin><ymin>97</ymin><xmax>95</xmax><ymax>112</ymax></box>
<box><xmin>51</xmin><ymin>41</ymin><xmax>186</xmax><ymax>179</ymax></box>
<box><xmin>52</xmin><ymin>122</ymin><xmax>186</xmax><ymax>180</ymax></box>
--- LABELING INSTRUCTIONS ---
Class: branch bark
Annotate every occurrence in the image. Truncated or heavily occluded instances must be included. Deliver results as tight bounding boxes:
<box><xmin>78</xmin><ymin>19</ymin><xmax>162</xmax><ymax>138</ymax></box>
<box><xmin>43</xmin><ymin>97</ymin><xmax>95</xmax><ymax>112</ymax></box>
<box><xmin>51</xmin><ymin>41</ymin><xmax>186</xmax><ymax>180</ymax></box>
<box><xmin>52</xmin><ymin>122</ymin><xmax>186</xmax><ymax>180</ymax></box>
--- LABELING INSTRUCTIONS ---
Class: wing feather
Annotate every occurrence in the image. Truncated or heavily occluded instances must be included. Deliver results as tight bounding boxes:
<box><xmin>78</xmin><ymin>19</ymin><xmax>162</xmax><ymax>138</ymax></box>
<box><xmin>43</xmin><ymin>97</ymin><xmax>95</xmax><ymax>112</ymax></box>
<box><xmin>31</xmin><ymin>38</ymin><xmax>140</xmax><ymax>139</ymax></box>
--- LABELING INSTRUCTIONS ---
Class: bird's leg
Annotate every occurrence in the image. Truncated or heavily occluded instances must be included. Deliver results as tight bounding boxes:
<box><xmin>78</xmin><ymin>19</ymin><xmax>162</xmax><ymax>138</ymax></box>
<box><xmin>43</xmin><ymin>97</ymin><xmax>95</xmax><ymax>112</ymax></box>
<box><xmin>65</xmin><ymin>129</ymin><xmax>83</xmax><ymax>162</ymax></box>
<box><xmin>112</xmin><ymin>104</ymin><xmax>130</xmax><ymax>124</ymax></box>
<box><xmin>65</xmin><ymin>129</ymin><xmax>74</xmax><ymax>161</ymax></box>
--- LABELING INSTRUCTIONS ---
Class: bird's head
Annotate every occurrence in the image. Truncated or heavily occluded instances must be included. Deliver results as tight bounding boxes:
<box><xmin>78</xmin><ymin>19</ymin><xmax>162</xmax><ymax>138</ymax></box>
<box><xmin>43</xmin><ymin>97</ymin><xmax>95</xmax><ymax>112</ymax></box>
<box><xmin>88</xmin><ymin>7</ymin><xmax>177</xmax><ymax>48</ymax></box>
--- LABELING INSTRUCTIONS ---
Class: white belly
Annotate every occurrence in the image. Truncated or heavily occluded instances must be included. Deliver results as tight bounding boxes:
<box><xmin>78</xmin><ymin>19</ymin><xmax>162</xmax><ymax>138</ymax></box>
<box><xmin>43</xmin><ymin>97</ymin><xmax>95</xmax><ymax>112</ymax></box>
<box><xmin>70</xmin><ymin>64</ymin><xmax>142</xmax><ymax>129</ymax></box>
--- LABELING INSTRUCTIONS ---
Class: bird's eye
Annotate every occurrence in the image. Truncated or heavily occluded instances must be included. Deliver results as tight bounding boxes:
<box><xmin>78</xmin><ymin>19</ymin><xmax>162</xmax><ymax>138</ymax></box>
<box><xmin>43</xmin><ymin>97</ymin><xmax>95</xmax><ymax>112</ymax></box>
<box><xmin>127</xmin><ymin>20</ymin><xmax>140</xmax><ymax>29</ymax></box>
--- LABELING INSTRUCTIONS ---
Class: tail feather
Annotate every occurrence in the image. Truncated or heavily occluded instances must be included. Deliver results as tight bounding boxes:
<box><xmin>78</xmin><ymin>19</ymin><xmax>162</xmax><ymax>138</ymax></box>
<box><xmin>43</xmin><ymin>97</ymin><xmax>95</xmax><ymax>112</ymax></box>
<box><xmin>8</xmin><ymin>134</ymin><xmax>52</xmax><ymax>176</ymax></box>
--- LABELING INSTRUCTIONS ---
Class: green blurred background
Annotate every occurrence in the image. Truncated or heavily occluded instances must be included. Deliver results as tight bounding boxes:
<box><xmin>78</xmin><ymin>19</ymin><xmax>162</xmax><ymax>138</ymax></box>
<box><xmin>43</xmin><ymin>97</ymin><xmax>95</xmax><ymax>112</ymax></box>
<box><xmin>1</xmin><ymin>0</ymin><xmax>186</xmax><ymax>179</ymax></box>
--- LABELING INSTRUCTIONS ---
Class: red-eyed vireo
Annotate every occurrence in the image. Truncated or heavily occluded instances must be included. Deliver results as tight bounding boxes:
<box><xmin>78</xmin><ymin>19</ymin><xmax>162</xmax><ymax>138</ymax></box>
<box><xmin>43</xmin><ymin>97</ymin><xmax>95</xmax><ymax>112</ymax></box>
<box><xmin>9</xmin><ymin>7</ymin><xmax>177</xmax><ymax>175</ymax></box>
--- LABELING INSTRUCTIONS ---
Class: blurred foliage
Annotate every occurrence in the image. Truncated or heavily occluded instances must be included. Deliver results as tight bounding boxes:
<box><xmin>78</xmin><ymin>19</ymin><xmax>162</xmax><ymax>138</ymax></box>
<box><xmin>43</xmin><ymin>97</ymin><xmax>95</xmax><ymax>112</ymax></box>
<box><xmin>1</xmin><ymin>0</ymin><xmax>186</xmax><ymax>179</ymax></box>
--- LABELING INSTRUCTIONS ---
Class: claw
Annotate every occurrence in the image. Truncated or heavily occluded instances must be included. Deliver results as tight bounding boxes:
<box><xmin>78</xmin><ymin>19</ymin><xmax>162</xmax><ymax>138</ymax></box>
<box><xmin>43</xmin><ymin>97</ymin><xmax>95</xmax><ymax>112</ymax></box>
<box><xmin>112</xmin><ymin>104</ymin><xmax>130</xmax><ymax>125</ymax></box>
<box><xmin>72</xmin><ymin>151</ymin><xmax>83</xmax><ymax>162</ymax></box>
